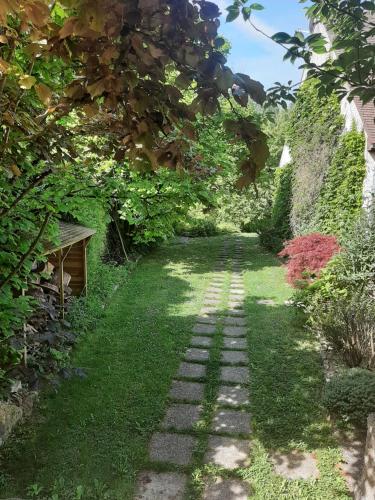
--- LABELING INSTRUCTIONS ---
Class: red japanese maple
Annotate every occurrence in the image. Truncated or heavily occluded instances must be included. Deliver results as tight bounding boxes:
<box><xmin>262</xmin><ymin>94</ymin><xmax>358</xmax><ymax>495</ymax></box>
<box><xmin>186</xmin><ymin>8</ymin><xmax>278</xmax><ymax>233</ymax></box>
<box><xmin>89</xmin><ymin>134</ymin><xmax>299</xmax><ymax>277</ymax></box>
<box><xmin>278</xmin><ymin>233</ymin><xmax>341</xmax><ymax>288</ymax></box>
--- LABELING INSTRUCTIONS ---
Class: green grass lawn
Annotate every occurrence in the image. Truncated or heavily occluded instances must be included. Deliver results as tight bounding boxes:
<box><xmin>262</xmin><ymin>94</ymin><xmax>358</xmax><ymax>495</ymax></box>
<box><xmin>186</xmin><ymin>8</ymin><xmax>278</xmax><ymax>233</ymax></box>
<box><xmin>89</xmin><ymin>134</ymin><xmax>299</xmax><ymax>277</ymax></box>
<box><xmin>0</xmin><ymin>235</ymin><xmax>348</xmax><ymax>499</ymax></box>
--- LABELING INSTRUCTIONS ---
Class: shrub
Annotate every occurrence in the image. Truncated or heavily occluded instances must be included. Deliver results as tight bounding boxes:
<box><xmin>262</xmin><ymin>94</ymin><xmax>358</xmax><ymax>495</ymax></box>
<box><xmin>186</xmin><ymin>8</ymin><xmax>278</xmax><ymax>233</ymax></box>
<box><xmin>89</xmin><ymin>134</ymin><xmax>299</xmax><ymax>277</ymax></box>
<box><xmin>175</xmin><ymin>216</ymin><xmax>219</xmax><ymax>238</ymax></box>
<box><xmin>323</xmin><ymin>368</ymin><xmax>375</xmax><ymax>426</ymax></box>
<box><xmin>310</xmin><ymin>292</ymin><xmax>375</xmax><ymax>368</ymax></box>
<box><xmin>278</xmin><ymin>233</ymin><xmax>340</xmax><ymax>288</ymax></box>
<box><xmin>303</xmin><ymin>212</ymin><xmax>375</xmax><ymax>306</ymax></box>
<box><xmin>259</xmin><ymin>163</ymin><xmax>293</xmax><ymax>252</ymax></box>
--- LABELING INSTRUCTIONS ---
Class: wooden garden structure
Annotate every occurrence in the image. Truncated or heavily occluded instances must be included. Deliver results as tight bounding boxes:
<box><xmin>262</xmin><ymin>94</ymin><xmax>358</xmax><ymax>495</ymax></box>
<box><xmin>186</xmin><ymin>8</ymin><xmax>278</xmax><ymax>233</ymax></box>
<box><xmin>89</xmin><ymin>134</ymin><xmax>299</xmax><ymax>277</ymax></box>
<box><xmin>45</xmin><ymin>222</ymin><xmax>96</xmax><ymax>308</ymax></box>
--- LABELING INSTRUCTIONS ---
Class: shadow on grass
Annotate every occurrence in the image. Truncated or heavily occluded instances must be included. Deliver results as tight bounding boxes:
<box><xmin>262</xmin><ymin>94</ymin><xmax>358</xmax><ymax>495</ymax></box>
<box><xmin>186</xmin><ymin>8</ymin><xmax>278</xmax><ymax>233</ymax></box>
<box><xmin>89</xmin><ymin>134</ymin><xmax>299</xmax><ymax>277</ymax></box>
<box><xmin>167</xmin><ymin>233</ymin><xmax>279</xmax><ymax>276</ymax></box>
<box><xmin>244</xmin><ymin>294</ymin><xmax>336</xmax><ymax>452</ymax></box>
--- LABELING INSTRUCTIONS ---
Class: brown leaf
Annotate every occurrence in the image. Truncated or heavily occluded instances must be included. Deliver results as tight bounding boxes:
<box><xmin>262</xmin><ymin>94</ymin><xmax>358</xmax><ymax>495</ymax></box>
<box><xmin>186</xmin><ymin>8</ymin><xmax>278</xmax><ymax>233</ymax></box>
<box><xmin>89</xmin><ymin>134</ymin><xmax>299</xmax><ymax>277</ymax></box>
<box><xmin>149</xmin><ymin>43</ymin><xmax>164</xmax><ymax>58</ymax></box>
<box><xmin>99</xmin><ymin>46</ymin><xmax>119</xmax><ymax>65</ymax></box>
<box><xmin>35</xmin><ymin>82</ymin><xmax>52</xmax><ymax>105</ymax></box>
<box><xmin>24</xmin><ymin>1</ymin><xmax>50</xmax><ymax>27</ymax></box>
<box><xmin>0</xmin><ymin>34</ymin><xmax>8</xmax><ymax>43</ymax></box>
<box><xmin>10</xmin><ymin>164</ymin><xmax>21</xmax><ymax>176</ymax></box>
<box><xmin>233</xmin><ymin>73</ymin><xmax>266</xmax><ymax>105</ymax></box>
<box><xmin>86</xmin><ymin>78</ymin><xmax>106</xmax><ymax>98</ymax></box>
<box><xmin>59</xmin><ymin>17</ymin><xmax>77</xmax><ymax>38</ymax></box>
<box><xmin>0</xmin><ymin>0</ymin><xmax>19</xmax><ymax>24</ymax></box>
<box><xmin>82</xmin><ymin>102</ymin><xmax>99</xmax><ymax>117</ymax></box>
<box><xmin>2</xmin><ymin>111</ymin><xmax>14</xmax><ymax>124</ymax></box>
<box><xmin>181</xmin><ymin>123</ymin><xmax>196</xmax><ymax>140</ymax></box>
<box><xmin>0</xmin><ymin>57</ymin><xmax>10</xmax><ymax>73</ymax></box>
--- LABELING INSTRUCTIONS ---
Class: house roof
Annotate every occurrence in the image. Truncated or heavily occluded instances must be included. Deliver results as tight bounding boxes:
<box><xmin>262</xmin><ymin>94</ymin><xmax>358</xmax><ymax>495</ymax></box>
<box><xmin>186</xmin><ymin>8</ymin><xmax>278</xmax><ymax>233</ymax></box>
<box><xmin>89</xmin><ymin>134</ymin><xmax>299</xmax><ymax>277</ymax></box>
<box><xmin>45</xmin><ymin>222</ymin><xmax>96</xmax><ymax>254</ymax></box>
<box><xmin>311</xmin><ymin>14</ymin><xmax>375</xmax><ymax>152</ymax></box>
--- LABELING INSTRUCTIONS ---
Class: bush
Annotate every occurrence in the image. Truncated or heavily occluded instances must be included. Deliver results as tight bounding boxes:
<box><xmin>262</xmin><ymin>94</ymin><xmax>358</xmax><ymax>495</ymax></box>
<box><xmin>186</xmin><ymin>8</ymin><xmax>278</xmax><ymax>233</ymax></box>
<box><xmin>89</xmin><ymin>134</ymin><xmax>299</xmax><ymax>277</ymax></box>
<box><xmin>310</xmin><ymin>292</ymin><xmax>375</xmax><ymax>368</ymax></box>
<box><xmin>258</xmin><ymin>163</ymin><xmax>293</xmax><ymax>252</ymax></box>
<box><xmin>278</xmin><ymin>233</ymin><xmax>340</xmax><ymax>288</ymax></box>
<box><xmin>175</xmin><ymin>216</ymin><xmax>219</xmax><ymax>238</ymax></box>
<box><xmin>303</xmin><ymin>212</ymin><xmax>375</xmax><ymax>306</ymax></box>
<box><xmin>323</xmin><ymin>368</ymin><xmax>375</xmax><ymax>426</ymax></box>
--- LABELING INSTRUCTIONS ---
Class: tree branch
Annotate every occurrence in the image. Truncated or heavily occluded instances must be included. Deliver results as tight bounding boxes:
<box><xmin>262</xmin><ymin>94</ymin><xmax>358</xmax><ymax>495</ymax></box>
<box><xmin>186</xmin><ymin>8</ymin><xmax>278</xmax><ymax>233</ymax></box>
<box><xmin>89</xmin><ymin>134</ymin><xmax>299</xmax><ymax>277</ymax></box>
<box><xmin>0</xmin><ymin>212</ymin><xmax>52</xmax><ymax>291</ymax></box>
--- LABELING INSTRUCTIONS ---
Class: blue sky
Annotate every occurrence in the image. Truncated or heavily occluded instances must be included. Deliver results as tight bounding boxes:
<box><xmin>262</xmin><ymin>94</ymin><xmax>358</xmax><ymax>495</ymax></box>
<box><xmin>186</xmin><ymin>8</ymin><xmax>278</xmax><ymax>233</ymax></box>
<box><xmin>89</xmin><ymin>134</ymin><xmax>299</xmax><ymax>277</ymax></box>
<box><xmin>215</xmin><ymin>0</ymin><xmax>310</xmax><ymax>89</ymax></box>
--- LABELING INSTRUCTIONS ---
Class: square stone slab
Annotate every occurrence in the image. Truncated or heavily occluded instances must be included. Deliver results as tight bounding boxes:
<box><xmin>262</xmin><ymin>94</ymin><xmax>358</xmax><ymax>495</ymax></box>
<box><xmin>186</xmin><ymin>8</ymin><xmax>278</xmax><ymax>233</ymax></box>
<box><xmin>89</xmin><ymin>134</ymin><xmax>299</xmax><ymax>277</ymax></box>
<box><xmin>220</xmin><ymin>367</ymin><xmax>249</xmax><ymax>384</ymax></box>
<box><xmin>223</xmin><ymin>338</ymin><xmax>248</xmax><ymax>350</ymax></box>
<box><xmin>169</xmin><ymin>380</ymin><xmax>205</xmax><ymax>401</ymax></box>
<box><xmin>204</xmin><ymin>436</ymin><xmax>250</xmax><ymax>470</ymax></box>
<box><xmin>217</xmin><ymin>385</ymin><xmax>250</xmax><ymax>407</ymax></box>
<box><xmin>226</xmin><ymin>309</ymin><xmax>246</xmax><ymax>317</ymax></box>
<box><xmin>212</xmin><ymin>409</ymin><xmax>251</xmax><ymax>435</ymax></box>
<box><xmin>223</xmin><ymin>326</ymin><xmax>246</xmax><ymax>337</ymax></box>
<box><xmin>205</xmin><ymin>292</ymin><xmax>221</xmax><ymax>299</ymax></box>
<box><xmin>229</xmin><ymin>289</ymin><xmax>245</xmax><ymax>296</ymax></box>
<box><xmin>135</xmin><ymin>471</ymin><xmax>187</xmax><ymax>500</ymax></box>
<box><xmin>149</xmin><ymin>432</ymin><xmax>196</xmax><ymax>465</ymax></box>
<box><xmin>270</xmin><ymin>450</ymin><xmax>320</xmax><ymax>480</ymax></box>
<box><xmin>177</xmin><ymin>362</ymin><xmax>206</xmax><ymax>380</ymax></box>
<box><xmin>193</xmin><ymin>324</ymin><xmax>216</xmax><ymax>335</ymax></box>
<box><xmin>185</xmin><ymin>348</ymin><xmax>210</xmax><ymax>362</ymax></box>
<box><xmin>161</xmin><ymin>404</ymin><xmax>202</xmax><ymax>431</ymax></box>
<box><xmin>196</xmin><ymin>316</ymin><xmax>218</xmax><ymax>325</ymax></box>
<box><xmin>231</xmin><ymin>282</ymin><xmax>243</xmax><ymax>287</ymax></box>
<box><xmin>227</xmin><ymin>302</ymin><xmax>244</xmax><ymax>310</ymax></box>
<box><xmin>228</xmin><ymin>299</ymin><xmax>244</xmax><ymax>307</ymax></box>
<box><xmin>224</xmin><ymin>317</ymin><xmax>247</xmax><ymax>326</ymax></box>
<box><xmin>203</xmin><ymin>477</ymin><xmax>251</xmax><ymax>500</ymax></box>
<box><xmin>229</xmin><ymin>284</ymin><xmax>244</xmax><ymax>290</ymax></box>
<box><xmin>191</xmin><ymin>336</ymin><xmax>212</xmax><ymax>348</ymax></box>
<box><xmin>207</xmin><ymin>287</ymin><xmax>223</xmax><ymax>294</ymax></box>
<box><xmin>200</xmin><ymin>307</ymin><xmax>219</xmax><ymax>316</ymax></box>
<box><xmin>231</xmin><ymin>276</ymin><xmax>243</xmax><ymax>282</ymax></box>
<box><xmin>221</xmin><ymin>350</ymin><xmax>247</xmax><ymax>365</ymax></box>
<box><xmin>204</xmin><ymin>298</ymin><xmax>221</xmax><ymax>306</ymax></box>
<box><xmin>257</xmin><ymin>299</ymin><xmax>276</xmax><ymax>306</ymax></box>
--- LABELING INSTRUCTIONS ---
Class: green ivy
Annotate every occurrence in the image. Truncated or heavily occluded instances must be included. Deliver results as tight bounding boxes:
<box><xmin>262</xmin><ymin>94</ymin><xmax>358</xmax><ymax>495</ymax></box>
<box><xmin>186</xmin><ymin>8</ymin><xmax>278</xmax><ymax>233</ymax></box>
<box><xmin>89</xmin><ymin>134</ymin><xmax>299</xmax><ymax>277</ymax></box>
<box><xmin>315</xmin><ymin>131</ymin><xmax>366</xmax><ymax>236</ymax></box>
<box><xmin>287</xmin><ymin>79</ymin><xmax>343</xmax><ymax>235</ymax></box>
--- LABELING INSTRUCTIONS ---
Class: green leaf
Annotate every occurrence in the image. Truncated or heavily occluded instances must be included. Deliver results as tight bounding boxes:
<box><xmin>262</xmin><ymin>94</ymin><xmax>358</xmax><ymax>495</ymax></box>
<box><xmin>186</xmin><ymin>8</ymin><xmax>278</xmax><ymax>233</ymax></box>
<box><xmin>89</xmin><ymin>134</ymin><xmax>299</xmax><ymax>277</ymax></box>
<box><xmin>226</xmin><ymin>6</ymin><xmax>240</xmax><ymax>22</ymax></box>
<box><xmin>242</xmin><ymin>6</ymin><xmax>252</xmax><ymax>20</ymax></box>
<box><xmin>250</xmin><ymin>3</ymin><xmax>264</xmax><ymax>10</ymax></box>
<box><xmin>272</xmin><ymin>32</ymin><xmax>292</xmax><ymax>44</ymax></box>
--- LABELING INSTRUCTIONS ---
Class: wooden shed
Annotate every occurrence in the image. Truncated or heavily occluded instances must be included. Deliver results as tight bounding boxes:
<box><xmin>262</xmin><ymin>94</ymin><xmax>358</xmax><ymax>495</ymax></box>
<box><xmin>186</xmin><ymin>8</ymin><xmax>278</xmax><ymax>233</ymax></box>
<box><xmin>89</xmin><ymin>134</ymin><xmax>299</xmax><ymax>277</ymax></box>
<box><xmin>45</xmin><ymin>222</ymin><xmax>96</xmax><ymax>303</ymax></box>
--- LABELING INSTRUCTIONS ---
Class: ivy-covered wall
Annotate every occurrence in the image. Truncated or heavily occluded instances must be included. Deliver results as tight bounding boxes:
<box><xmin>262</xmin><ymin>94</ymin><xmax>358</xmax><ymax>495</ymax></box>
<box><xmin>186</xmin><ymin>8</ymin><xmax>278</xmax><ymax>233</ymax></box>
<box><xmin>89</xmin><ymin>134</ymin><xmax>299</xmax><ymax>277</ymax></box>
<box><xmin>287</xmin><ymin>79</ymin><xmax>343</xmax><ymax>236</ymax></box>
<box><xmin>314</xmin><ymin>131</ymin><xmax>366</xmax><ymax>235</ymax></box>
<box><xmin>261</xmin><ymin>79</ymin><xmax>367</xmax><ymax>250</ymax></box>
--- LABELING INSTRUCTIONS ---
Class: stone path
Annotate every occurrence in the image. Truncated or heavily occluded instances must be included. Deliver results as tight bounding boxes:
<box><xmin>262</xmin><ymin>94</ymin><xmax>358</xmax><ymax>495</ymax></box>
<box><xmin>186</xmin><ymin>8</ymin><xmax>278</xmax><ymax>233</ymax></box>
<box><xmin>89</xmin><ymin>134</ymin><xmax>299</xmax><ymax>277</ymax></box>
<box><xmin>134</xmin><ymin>237</ymin><xmax>319</xmax><ymax>499</ymax></box>
<box><xmin>134</xmin><ymin>238</ymin><xmax>252</xmax><ymax>499</ymax></box>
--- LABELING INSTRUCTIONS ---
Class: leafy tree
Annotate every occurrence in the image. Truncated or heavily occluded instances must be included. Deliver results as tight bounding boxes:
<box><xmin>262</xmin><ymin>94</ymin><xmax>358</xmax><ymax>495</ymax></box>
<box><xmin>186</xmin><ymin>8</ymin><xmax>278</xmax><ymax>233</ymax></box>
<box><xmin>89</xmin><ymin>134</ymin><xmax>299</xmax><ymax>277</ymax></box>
<box><xmin>227</xmin><ymin>0</ymin><xmax>375</xmax><ymax>105</ymax></box>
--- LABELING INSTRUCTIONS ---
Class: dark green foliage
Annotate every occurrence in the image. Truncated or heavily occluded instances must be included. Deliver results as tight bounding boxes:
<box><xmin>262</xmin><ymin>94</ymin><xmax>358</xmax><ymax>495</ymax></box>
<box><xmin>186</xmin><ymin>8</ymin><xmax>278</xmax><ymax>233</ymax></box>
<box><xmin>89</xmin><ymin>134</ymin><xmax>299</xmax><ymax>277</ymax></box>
<box><xmin>315</xmin><ymin>131</ymin><xmax>366</xmax><ymax>235</ymax></box>
<box><xmin>323</xmin><ymin>369</ymin><xmax>375</xmax><ymax>427</ymax></box>
<box><xmin>259</xmin><ymin>162</ymin><xmax>293</xmax><ymax>252</ymax></box>
<box><xmin>175</xmin><ymin>216</ymin><xmax>220</xmax><ymax>237</ymax></box>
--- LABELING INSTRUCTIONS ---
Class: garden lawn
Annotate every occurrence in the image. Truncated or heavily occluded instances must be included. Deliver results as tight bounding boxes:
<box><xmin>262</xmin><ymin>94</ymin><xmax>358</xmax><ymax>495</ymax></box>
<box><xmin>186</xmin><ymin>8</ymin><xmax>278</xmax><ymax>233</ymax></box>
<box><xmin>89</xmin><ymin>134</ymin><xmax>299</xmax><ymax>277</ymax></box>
<box><xmin>0</xmin><ymin>235</ymin><xmax>348</xmax><ymax>499</ymax></box>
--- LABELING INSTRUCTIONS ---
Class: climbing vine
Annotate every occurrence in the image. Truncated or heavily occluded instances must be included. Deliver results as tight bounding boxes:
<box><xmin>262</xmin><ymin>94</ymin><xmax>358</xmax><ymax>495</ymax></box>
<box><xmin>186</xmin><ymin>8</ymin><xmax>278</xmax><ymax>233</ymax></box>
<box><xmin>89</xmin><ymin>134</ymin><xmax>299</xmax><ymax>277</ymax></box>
<box><xmin>315</xmin><ymin>131</ymin><xmax>366</xmax><ymax>236</ymax></box>
<box><xmin>287</xmin><ymin>79</ymin><xmax>343</xmax><ymax>235</ymax></box>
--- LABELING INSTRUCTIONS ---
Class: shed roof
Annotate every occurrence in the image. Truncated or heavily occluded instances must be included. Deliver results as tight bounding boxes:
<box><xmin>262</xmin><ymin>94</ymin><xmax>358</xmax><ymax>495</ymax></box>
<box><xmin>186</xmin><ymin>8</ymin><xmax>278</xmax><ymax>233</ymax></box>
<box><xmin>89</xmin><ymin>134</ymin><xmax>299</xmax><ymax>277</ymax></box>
<box><xmin>45</xmin><ymin>222</ymin><xmax>96</xmax><ymax>254</ymax></box>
